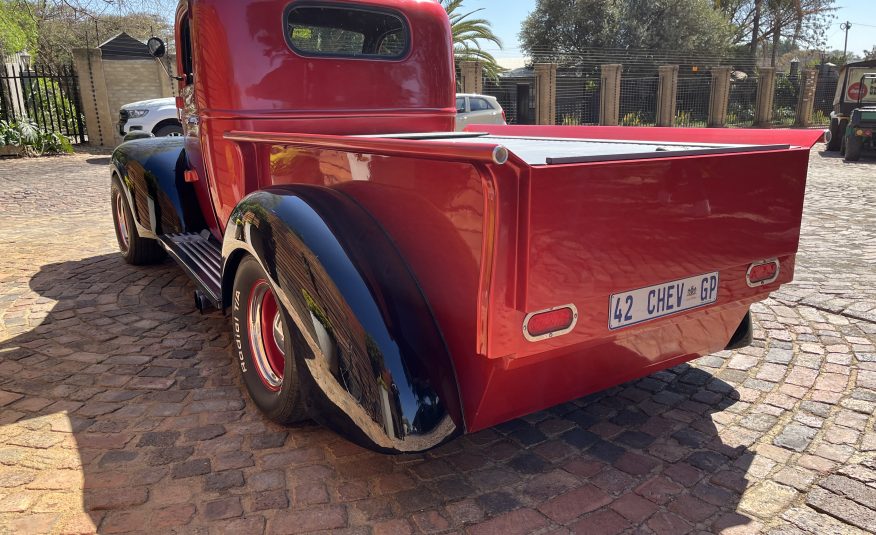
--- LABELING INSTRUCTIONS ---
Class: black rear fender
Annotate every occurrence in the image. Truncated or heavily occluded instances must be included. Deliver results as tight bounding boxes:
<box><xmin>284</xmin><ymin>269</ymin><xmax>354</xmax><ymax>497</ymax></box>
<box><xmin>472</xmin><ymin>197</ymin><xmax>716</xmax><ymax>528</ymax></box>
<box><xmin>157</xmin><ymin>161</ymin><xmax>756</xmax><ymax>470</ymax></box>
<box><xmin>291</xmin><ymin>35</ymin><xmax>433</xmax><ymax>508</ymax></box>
<box><xmin>221</xmin><ymin>186</ymin><xmax>463</xmax><ymax>453</ymax></box>
<box><xmin>110</xmin><ymin>137</ymin><xmax>205</xmax><ymax>236</ymax></box>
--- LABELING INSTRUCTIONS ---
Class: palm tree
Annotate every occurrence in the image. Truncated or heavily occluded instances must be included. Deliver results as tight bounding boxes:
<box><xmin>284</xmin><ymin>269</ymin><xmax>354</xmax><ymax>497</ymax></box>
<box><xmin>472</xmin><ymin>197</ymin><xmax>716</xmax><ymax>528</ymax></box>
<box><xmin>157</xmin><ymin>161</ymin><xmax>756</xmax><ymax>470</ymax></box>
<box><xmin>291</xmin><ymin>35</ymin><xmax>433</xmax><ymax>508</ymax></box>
<box><xmin>441</xmin><ymin>0</ymin><xmax>504</xmax><ymax>80</ymax></box>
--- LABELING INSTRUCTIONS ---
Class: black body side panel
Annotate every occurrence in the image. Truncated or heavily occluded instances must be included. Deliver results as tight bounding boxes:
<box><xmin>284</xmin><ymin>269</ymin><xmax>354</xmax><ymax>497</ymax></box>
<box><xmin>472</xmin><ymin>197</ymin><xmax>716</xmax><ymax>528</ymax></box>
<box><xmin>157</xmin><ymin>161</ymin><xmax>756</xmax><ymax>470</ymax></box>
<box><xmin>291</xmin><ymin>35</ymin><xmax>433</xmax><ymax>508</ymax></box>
<box><xmin>111</xmin><ymin>136</ymin><xmax>206</xmax><ymax>236</ymax></box>
<box><xmin>222</xmin><ymin>186</ymin><xmax>463</xmax><ymax>453</ymax></box>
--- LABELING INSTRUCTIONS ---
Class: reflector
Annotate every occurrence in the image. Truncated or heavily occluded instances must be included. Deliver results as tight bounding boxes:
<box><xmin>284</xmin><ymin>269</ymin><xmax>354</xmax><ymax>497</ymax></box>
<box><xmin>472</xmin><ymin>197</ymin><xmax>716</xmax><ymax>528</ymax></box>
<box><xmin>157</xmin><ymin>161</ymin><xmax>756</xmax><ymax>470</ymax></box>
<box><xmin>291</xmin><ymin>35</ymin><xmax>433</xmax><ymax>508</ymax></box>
<box><xmin>747</xmin><ymin>259</ymin><xmax>779</xmax><ymax>286</ymax></box>
<box><xmin>524</xmin><ymin>306</ymin><xmax>577</xmax><ymax>341</ymax></box>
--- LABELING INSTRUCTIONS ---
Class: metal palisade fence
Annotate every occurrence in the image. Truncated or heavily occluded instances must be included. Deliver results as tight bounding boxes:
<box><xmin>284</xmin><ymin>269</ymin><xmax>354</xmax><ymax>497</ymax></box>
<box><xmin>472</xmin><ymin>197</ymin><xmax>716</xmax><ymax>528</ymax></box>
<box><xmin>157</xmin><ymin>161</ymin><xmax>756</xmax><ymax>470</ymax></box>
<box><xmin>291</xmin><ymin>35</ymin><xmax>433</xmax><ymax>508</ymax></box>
<box><xmin>1</xmin><ymin>62</ymin><xmax>86</xmax><ymax>144</ymax></box>
<box><xmin>478</xmin><ymin>52</ymin><xmax>838</xmax><ymax>129</ymax></box>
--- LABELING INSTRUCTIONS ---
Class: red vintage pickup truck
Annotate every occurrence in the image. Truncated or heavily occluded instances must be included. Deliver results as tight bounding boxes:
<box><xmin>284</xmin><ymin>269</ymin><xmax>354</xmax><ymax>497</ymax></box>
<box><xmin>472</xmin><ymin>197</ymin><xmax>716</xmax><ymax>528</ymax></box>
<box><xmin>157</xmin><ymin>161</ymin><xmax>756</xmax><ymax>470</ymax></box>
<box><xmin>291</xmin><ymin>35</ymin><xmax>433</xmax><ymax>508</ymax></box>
<box><xmin>110</xmin><ymin>0</ymin><xmax>819</xmax><ymax>453</ymax></box>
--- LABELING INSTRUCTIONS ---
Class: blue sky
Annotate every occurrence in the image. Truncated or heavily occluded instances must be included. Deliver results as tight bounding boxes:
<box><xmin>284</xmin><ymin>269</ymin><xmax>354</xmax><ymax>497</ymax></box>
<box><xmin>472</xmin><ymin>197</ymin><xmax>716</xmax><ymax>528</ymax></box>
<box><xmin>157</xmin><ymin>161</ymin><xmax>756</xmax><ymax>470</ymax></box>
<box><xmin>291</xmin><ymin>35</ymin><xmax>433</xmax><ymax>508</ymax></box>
<box><xmin>463</xmin><ymin>0</ymin><xmax>876</xmax><ymax>67</ymax></box>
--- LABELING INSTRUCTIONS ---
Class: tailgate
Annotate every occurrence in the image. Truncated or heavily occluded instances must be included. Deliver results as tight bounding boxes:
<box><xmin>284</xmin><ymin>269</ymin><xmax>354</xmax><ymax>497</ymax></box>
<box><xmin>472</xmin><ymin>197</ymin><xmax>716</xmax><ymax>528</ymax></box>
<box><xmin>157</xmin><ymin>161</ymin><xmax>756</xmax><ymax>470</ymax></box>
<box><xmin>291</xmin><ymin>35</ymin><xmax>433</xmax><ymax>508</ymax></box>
<box><xmin>502</xmin><ymin>140</ymin><xmax>812</xmax><ymax>359</ymax></box>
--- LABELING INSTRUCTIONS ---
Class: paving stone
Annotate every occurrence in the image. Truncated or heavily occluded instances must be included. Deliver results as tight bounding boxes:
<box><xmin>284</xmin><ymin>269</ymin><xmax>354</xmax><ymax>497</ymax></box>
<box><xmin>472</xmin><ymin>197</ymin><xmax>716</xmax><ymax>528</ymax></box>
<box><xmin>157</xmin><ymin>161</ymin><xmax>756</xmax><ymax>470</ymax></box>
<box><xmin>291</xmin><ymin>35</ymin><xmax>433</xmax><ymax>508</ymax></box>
<box><xmin>569</xmin><ymin>508</ymin><xmax>630</xmax><ymax>534</ymax></box>
<box><xmin>172</xmin><ymin>458</ymin><xmax>211</xmax><ymax>478</ymax></box>
<box><xmin>252</xmin><ymin>489</ymin><xmax>289</xmax><ymax>511</ymax></box>
<box><xmin>781</xmin><ymin>506</ymin><xmax>869</xmax><ymax>535</ymax></box>
<box><xmin>773</xmin><ymin>424</ymin><xmax>818</xmax><ymax>452</ymax></box>
<box><xmin>136</xmin><ymin>430</ymin><xmax>180</xmax><ymax>448</ymax></box>
<box><xmin>184</xmin><ymin>424</ymin><xmax>226</xmax><ymax>442</ymax></box>
<box><xmin>468</xmin><ymin>508</ymin><xmax>548</xmax><ymax>535</ymax></box>
<box><xmin>610</xmin><ymin>492</ymin><xmax>658</xmax><ymax>522</ymax></box>
<box><xmin>268</xmin><ymin>505</ymin><xmax>348</xmax><ymax>534</ymax></box>
<box><xmin>203</xmin><ymin>496</ymin><xmax>243</xmax><ymax>520</ymax></box>
<box><xmin>806</xmin><ymin>488</ymin><xmax>876</xmax><ymax>531</ymax></box>
<box><xmin>739</xmin><ymin>481</ymin><xmax>798</xmax><ymax>518</ymax></box>
<box><xmin>818</xmin><ymin>475</ymin><xmax>876</xmax><ymax>509</ymax></box>
<box><xmin>204</xmin><ymin>469</ymin><xmax>245</xmax><ymax>491</ymax></box>
<box><xmin>537</xmin><ymin>484</ymin><xmax>612</xmax><ymax>523</ymax></box>
<box><xmin>87</xmin><ymin>487</ymin><xmax>149</xmax><ymax>510</ymax></box>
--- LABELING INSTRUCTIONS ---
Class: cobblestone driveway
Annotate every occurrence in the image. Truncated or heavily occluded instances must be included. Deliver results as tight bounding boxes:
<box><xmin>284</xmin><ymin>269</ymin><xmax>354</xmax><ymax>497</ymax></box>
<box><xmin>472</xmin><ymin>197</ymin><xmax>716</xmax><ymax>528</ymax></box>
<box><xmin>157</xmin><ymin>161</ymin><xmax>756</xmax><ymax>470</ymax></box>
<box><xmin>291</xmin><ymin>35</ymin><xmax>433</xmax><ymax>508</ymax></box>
<box><xmin>1</xmin><ymin>148</ymin><xmax>875</xmax><ymax>534</ymax></box>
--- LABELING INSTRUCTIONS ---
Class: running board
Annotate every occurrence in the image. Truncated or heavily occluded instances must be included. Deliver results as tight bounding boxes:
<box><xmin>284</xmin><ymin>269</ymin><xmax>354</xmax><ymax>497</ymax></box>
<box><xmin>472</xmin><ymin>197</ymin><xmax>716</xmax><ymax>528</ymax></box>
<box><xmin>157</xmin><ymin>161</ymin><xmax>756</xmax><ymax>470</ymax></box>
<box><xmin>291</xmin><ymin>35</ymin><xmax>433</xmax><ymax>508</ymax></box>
<box><xmin>158</xmin><ymin>232</ymin><xmax>223</xmax><ymax>309</ymax></box>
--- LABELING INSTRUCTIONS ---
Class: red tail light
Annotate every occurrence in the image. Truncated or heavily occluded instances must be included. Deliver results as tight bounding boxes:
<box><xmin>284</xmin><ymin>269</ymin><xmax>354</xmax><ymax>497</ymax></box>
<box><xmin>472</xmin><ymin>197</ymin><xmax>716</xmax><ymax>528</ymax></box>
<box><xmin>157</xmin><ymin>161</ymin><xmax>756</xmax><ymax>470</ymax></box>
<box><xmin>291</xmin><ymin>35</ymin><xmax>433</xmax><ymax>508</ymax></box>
<box><xmin>523</xmin><ymin>305</ymin><xmax>578</xmax><ymax>341</ymax></box>
<box><xmin>502</xmin><ymin>109</ymin><xmax>507</xmax><ymax>123</ymax></box>
<box><xmin>175</xmin><ymin>96</ymin><xmax>184</xmax><ymax>110</ymax></box>
<box><xmin>746</xmin><ymin>259</ymin><xmax>780</xmax><ymax>287</ymax></box>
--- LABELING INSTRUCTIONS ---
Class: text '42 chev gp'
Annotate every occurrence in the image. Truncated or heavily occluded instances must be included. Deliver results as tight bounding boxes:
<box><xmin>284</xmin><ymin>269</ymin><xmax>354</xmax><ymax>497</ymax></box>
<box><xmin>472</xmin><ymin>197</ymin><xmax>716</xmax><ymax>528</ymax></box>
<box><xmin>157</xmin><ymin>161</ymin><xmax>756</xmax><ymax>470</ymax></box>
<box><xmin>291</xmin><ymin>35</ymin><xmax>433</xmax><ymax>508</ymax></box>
<box><xmin>108</xmin><ymin>0</ymin><xmax>820</xmax><ymax>453</ymax></box>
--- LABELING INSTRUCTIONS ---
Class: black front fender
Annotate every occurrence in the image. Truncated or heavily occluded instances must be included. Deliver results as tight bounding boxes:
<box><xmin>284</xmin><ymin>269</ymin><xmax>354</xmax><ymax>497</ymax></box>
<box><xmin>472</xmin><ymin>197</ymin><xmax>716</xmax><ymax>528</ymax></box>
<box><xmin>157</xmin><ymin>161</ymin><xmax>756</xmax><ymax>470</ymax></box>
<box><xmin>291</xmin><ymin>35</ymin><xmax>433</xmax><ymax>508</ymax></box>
<box><xmin>111</xmin><ymin>137</ymin><xmax>205</xmax><ymax>236</ymax></box>
<box><xmin>222</xmin><ymin>187</ymin><xmax>463</xmax><ymax>453</ymax></box>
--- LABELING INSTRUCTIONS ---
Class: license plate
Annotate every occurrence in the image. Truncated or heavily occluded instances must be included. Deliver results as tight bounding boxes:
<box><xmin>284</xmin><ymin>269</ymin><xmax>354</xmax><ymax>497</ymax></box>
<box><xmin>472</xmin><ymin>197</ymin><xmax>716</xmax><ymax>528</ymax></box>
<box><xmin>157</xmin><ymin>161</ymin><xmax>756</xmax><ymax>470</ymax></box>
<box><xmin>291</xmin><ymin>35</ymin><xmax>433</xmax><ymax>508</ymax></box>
<box><xmin>609</xmin><ymin>272</ymin><xmax>719</xmax><ymax>330</ymax></box>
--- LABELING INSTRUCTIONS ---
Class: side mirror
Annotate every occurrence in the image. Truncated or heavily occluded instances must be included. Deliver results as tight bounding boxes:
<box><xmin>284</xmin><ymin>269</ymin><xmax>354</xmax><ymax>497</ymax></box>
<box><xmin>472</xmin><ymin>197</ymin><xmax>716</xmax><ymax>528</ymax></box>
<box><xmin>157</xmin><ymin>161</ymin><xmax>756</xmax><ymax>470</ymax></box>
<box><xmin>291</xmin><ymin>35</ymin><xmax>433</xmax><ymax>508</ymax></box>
<box><xmin>147</xmin><ymin>37</ymin><xmax>166</xmax><ymax>58</ymax></box>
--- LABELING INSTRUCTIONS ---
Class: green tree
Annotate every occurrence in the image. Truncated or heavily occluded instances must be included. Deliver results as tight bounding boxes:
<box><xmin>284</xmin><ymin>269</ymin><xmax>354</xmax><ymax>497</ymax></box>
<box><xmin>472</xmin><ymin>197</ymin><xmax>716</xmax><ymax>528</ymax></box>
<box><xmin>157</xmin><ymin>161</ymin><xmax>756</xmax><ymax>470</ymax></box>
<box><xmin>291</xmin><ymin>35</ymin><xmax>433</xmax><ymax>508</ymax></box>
<box><xmin>0</xmin><ymin>0</ymin><xmax>37</xmax><ymax>55</ymax></box>
<box><xmin>441</xmin><ymin>0</ymin><xmax>504</xmax><ymax>80</ymax></box>
<box><xmin>1</xmin><ymin>1</ymin><xmax>174</xmax><ymax>65</ymax></box>
<box><xmin>520</xmin><ymin>0</ymin><xmax>734</xmax><ymax>59</ymax></box>
<box><xmin>715</xmin><ymin>0</ymin><xmax>835</xmax><ymax>64</ymax></box>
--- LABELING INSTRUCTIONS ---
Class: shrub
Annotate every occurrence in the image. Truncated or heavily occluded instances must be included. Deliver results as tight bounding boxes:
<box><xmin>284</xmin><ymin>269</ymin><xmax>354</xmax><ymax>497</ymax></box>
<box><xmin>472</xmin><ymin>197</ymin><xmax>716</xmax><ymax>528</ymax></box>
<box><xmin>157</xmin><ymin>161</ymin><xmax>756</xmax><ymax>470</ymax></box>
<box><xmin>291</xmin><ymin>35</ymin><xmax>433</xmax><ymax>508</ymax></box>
<box><xmin>621</xmin><ymin>111</ymin><xmax>645</xmax><ymax>126</ymax></box>
<box><xmin>812</xmin><ymin>109</ymin><xmax>829</xmax><ymax>126</ymax></box>
<box><xmin>0</xmin><ymin>118</ymin><xmax>73</xmax><ymax>156</ymax></box>
<box><xmin>23</xmin><ymin>78</ymin><xmax>83</xmax><ymax>135</ymax></box>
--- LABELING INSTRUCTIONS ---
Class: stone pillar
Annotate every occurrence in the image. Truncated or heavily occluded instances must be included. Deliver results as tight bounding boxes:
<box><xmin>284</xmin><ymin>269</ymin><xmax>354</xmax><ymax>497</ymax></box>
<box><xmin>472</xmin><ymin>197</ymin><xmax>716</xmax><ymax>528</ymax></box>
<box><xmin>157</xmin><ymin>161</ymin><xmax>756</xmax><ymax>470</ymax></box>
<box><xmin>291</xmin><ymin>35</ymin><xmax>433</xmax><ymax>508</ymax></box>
<box><xmin>459</xmin><ymin>61</ymin><xmax>483</xmax><ymax>95</ymax></box>
<box><xmin>2</xmin><ymin>62</ymin><xmax>27</xmax><ymax>118</ymax></box>
<box><xmin>534</xmin><ymin>63</ymin><xmax>557</xmax><ymax>125</ymax></box>
<box><xmin>796</xmin><ymin>69</ymin><xmax>818</xmax><ymax>127</ymax></box>
<box><xmin>755</xmin><ymin>67</ymin><xmax>776</xmax><ymax>128</ymax></box>
<box><xmin>599</xmin><ymin>64</ymin><xmax>622</xmax><ymax>126</ymax></box>
<box><xmin>656</xmin><ymin>65</ymin><xmax>678</xmax><ymax>127</ymax></box>
<box><xmin>156</xmin><ymin>55</ymin><xmax>178</xmax><ymax>98</ymax></box>
<box><xmin>708</xmin><ymin>66</ymin><xmax>732</xmax><ymax>128</ymax></box>
<box><xmin>73</xmin><ymin>48</ymin><xmax>114</xmax><ymax>147</ymax></box>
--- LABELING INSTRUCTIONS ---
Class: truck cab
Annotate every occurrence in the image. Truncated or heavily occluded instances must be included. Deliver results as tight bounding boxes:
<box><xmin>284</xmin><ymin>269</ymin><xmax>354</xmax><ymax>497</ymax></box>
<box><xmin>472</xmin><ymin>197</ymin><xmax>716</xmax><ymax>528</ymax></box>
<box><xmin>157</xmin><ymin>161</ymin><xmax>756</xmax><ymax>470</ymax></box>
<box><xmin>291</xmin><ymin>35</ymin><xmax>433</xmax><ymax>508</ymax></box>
<box><xmin>109</xmin><ymin>0</ymin><xmax>820</xmax><ymax>453</ymax></box>
<box><xmin>168</xmin><ymin>0</ymin><xmax>455</xmax><ymax>239</ymax></box>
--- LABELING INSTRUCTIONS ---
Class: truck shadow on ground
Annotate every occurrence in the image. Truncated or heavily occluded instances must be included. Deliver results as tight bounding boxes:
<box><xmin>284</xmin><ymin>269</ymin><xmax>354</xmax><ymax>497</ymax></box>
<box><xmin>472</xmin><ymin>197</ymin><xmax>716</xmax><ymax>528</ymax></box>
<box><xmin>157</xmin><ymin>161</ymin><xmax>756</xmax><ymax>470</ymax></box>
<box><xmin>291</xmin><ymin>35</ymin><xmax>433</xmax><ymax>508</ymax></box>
<box><xmin>0</xmin><ymin>255</ymin><xmax>757</xmax><ymax>533</ymax></box>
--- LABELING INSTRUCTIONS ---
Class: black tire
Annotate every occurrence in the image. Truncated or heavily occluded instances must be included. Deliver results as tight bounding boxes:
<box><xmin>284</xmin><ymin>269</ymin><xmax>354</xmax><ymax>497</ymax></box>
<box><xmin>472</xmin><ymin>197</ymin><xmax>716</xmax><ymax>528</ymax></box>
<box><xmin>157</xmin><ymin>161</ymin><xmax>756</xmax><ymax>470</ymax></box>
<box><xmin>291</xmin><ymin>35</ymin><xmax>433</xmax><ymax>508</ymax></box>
<box><xmin>153</xmin><ymin>123</ymin><xmax>183</xmax><ymax>137</ymax></box>
<box><xmin>111</xmin><ymin>175</ymin><xmax>166</xmax><ymax>265</ymax></box>
<box><xmin>840</xmin><ymin>132</ymin><xmax>846</xmax><ymax>156</ymax></box>
<box><xmin>826</xmin><ymin>118</ymin><xmax>842</xmax><ymax>151</ymax></box>
<box><xmin>844</xmin><ymin>134</ymin><xmax>863</xmax><ymax>162</ymax></box>
<box><xmin>231</xmin><ymin>256</ymin><xmax>308</xmax><ymax>423</ymax></box>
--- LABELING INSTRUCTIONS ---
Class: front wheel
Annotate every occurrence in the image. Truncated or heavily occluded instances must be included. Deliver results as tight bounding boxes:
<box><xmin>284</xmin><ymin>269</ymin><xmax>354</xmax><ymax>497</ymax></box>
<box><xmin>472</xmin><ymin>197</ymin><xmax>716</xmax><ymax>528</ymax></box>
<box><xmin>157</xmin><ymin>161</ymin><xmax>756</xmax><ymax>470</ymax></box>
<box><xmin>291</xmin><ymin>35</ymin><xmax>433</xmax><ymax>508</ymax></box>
<box><xmin>111</xmin><ymin>175</ymin><xmax>165</xmax><ymax>265</ymax></box>
<box><xmin>231</xmin><ymin>256</ymin><xmax>308</xmax><ymax>423</ymax></box>
<box><xmin>844</xmin><ymin>135</ymin><xmax>863</xmax><ymax>162</ymax></box>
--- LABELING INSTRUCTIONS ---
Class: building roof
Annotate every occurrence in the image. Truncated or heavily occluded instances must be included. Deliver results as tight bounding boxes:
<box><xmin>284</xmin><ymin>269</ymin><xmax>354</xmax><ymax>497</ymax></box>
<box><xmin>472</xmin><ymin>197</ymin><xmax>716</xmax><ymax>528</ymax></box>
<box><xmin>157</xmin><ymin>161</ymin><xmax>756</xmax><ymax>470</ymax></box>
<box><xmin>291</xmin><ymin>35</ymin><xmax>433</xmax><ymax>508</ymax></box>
<box><xmin>99</xmin><ymin>32</ymin><xmax>153</xmax><ymax>60</ymax></box>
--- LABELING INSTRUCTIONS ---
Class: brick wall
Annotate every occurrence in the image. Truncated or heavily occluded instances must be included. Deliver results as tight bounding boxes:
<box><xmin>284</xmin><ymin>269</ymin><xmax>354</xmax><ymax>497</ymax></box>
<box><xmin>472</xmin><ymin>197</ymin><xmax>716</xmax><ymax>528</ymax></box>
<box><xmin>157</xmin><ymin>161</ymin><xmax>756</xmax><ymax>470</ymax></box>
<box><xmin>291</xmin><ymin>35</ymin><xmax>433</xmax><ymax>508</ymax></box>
<box><xmin>103</xmin><ymin>59</ymin><xmax>174</xmax><ymax>132</ymax></box>
<box><xmin>73</xmin><ymin>48</ymin><xmax>177</xmax><ymax>146</ymax></box>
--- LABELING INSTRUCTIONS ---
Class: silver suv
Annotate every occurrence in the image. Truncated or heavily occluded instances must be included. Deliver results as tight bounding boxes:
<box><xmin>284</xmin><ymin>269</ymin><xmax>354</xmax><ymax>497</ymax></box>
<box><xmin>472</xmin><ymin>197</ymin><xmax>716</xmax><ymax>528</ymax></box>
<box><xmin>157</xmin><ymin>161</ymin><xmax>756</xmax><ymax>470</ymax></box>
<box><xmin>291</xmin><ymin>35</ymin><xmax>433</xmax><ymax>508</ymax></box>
<box><xmin>455</xmin><ymin>93</ymin><xmax>506</xmax><ymax>131</ymax></box>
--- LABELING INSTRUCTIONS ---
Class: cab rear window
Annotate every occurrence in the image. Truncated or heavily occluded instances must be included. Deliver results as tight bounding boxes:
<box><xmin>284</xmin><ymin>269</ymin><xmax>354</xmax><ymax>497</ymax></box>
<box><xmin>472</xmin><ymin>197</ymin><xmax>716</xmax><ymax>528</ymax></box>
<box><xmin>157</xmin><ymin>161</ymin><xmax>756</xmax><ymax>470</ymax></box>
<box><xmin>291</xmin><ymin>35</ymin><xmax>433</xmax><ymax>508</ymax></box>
<box><xmin>285</xmin><ymin>3</ymin><xmax>408</xmax><ymax>59</ymax></box>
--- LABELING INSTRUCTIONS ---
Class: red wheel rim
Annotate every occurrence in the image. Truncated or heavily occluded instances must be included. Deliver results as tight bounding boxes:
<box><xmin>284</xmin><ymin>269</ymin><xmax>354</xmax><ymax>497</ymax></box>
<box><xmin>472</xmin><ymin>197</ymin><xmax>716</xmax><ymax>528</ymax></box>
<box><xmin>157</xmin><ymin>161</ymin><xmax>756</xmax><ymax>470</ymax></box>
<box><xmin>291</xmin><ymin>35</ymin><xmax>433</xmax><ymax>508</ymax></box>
<box><xmin>114</xmin><ymin>192</ymin><xmax>129</xmax><ymax>250</ymax></box>
<box><xmin>247</xmin><ymin>280</ymin><xmax>286</xmax><ymax>391</ymax></box>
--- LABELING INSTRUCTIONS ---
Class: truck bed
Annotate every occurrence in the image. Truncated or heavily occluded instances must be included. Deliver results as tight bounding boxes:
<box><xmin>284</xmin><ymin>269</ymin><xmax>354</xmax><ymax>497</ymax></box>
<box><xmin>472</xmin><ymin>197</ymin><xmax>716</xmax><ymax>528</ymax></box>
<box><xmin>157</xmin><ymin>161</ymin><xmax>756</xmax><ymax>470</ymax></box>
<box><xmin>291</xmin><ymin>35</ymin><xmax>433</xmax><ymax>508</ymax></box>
<box><xmin>226</xmin><ymin>125</ymin><xmax>822</xmax><ymax>431</ymax></box>
<box><xmin>363</xmin><ymin>131</ymin><xmax>791</xmax><ymax>165</ymax></box>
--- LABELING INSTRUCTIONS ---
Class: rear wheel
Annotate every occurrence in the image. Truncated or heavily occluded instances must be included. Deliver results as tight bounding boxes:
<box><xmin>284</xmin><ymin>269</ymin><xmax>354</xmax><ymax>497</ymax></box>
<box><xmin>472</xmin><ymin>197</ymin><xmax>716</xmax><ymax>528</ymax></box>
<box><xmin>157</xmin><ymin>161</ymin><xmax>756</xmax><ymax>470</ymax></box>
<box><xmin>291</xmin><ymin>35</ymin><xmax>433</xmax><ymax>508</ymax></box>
<box><xmin>111</xmin><ymin>175</ymin><xmax>165</xmax><ymax>265</ymax></box>
<box><xmin>826</xmin><ymin>118</ymin><xmax>843</xmax><ymax>151</ymax></box>
<box><xmin>844</xmin><ymin>134</ymin><xmax>863</xmax><ymax>162</ymax></box>
<box><xmin>231</xmin><ymin>256</ymin><xmax>308</xmax><ymax>423</ymax></box>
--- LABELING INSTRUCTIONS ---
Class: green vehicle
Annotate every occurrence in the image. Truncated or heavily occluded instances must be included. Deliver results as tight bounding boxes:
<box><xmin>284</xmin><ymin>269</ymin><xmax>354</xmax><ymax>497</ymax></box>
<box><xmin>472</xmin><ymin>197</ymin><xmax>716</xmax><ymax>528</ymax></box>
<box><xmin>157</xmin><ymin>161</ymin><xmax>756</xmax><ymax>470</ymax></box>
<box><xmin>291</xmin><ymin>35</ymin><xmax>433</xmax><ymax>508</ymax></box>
<box><xmin>825</xmin><ymin>60</ymin><xmax>876</xmax><ymax>161</ymax></box>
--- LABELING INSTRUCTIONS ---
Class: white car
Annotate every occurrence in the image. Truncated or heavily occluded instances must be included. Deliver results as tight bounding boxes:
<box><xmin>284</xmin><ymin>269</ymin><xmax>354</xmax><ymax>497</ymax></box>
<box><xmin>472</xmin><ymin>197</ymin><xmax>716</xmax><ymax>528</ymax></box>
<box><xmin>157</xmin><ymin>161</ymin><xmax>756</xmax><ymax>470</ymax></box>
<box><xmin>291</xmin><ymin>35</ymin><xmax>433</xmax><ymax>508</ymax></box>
<box><xmin>118</xmin><ymin>97</ymin><xmax>182</xmax><ymax>138</ymax></box>
<box><xmin>455</xmin><ymin>93</ymin><xmax>506</xmax><ymax>131</ymax></box>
